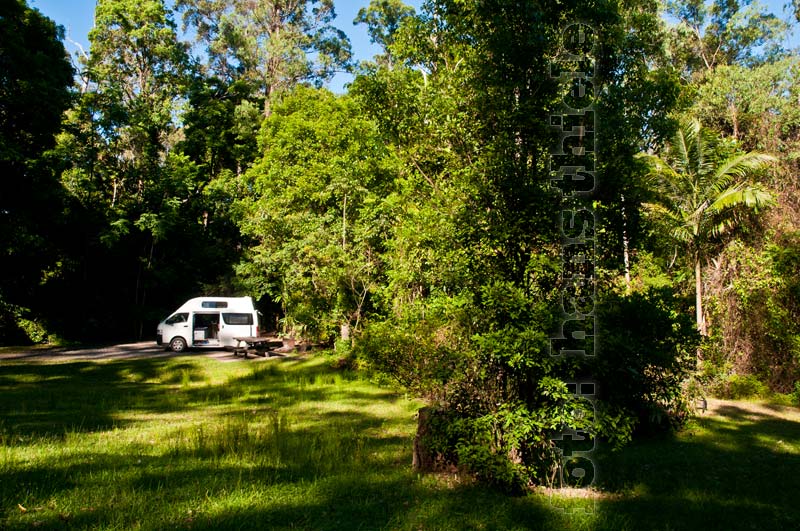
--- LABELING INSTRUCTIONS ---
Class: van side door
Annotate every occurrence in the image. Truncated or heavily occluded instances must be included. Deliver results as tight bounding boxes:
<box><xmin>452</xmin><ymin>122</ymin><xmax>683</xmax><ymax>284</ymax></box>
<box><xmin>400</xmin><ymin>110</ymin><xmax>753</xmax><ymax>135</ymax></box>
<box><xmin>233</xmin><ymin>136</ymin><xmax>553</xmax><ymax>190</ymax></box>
<box><xmin>218</xmin><ymin>312</ymin><xmax>256</xmax><ymax>347</ymax></box>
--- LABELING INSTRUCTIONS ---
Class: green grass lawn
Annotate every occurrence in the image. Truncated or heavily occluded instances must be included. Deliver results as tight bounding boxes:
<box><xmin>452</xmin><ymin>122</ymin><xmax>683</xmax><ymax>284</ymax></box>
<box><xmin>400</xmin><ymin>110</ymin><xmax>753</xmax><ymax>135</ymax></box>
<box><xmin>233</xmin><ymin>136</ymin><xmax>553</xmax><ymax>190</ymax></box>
<box><xmin>594</xmin><ymin>398</ymin><xmax>800</xmax><ymax>530</ymax></box>
<box><xmin>1</xmin><ymin>354</ymin><xmax>798</xmax><ymax>530</ymax></box>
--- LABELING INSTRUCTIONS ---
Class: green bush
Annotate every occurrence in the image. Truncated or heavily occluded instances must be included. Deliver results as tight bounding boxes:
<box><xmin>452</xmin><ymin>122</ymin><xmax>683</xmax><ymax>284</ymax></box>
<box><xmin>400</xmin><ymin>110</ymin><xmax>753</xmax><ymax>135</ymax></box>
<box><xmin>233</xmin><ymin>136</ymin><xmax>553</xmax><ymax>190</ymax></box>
<box><xmin>703</xmin><ymin>235</ymin><xmax>800</xmax><ymax>393</ymax></box>
<box><xmin>716</xmin><ymin>374</ymin><xmax>769</xmax><ymax>399</ymax></box>
<box><xmin>416</xmin><ymin>381</ymin><xmax>632</xmax><ymax>491</ymax></box>
<box><xmin>0</xmin><ymin>300</ymin><xmax>51</xmax><ymax>345</ymax></box>
<box><xmin>593</xmin><ymin>287</ymin><xmax>700</xmax><ymax>433</ymax></box>
<box><xmin>365</xmin><ymin>285</ymin><xmax>698</xmax><ymax>490</ymax></box>
<box><xmin>17</xmin><ymin>318</ymin><xmax>47</xmax><ymax>343</ymax></box>
<box><xmin>792</xmin><ymin>381</ymin><xmax>800</xmax><ymax>406</ymax></box>
<box><xmin>424</xmin><ymin>402</ymin><xmax>559</xmax><ymax>493</ymax></box>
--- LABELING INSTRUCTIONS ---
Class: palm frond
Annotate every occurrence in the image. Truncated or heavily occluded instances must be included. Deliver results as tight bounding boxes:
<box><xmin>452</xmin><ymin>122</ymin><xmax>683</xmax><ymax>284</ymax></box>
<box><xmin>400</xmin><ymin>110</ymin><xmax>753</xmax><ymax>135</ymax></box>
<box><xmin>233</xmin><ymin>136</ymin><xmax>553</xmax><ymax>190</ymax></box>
<box><xmin>643</xmin><ymin>201</ymin><xmax>681</xmax><ymax>219</ymax></box>
<box><xmin>639</xmin><ymin>118</ymin><xmax>775</xmax><ymax>249</ymax></box>
<box><xmin>637</xmin><ymin>154</ymin><xmax>685</xmax><ymax>197</ymax></box>
<box><xmin>671</xmin><ymin>119</ymin><xmax>699</xmax><ymax>174</ymax></box>
<box><xmin>695</xmin><ymin>126</ymin><xmax>718</xmax><ymax>185</ymax></box>
<box><xmin>643</xmin><ymin>202</ymin><xmax>694</xmax><ymax>243</ymax></box>
<box><xmin>708</xmin><ymin>184</ymin><xmax>774</xmax><ymax>214</ymax></box>
<box><xmin>710</xmin><ymin>152</ymin><xmax>777</xmax><ymax>195</ymax></box>
<box><xmin>636</xmin><ymin>153</ymin><xmax>675</xmax><ymax>179</ymax></box>
<box><xmin>706</xmin><ymin>217</ymin><xmax>738</xmax><ymax>238</ymax></box>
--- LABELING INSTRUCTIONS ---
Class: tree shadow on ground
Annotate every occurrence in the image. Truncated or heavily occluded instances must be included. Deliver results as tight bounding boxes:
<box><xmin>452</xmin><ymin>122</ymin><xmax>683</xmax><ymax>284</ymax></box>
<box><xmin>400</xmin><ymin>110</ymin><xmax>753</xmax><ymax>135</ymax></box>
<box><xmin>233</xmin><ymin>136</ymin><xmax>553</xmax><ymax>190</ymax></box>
<box><xmin>0</xmin><ymin>356</ymin><xmax>582</xmax><ymax>530</ymax></box>
<box><xmin>0</xmin><ymin>359</ymin><xmax>202</xmax><ymax>439</ymax></box>
<box><xmin>593</xmin><ymin>405</ymin><xmax>800</xmax><ymax>530</ymax></box>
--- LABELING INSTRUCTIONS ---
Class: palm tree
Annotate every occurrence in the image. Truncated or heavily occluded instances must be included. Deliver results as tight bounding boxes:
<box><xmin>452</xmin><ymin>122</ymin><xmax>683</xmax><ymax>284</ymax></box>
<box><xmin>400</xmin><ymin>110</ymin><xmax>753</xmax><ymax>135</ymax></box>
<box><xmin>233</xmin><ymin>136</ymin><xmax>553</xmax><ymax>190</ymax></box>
<box><xmin>638</xmin><ymin>119</ymin><xmax>775</xmax><ymax>336</ymax></box>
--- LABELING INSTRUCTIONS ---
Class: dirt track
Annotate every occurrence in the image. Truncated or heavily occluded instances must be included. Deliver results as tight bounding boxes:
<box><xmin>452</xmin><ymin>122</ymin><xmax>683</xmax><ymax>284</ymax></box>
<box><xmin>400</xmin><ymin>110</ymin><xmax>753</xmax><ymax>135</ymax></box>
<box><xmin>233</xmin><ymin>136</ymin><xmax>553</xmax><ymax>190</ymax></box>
<box><xmin>0</xmin><ymin>341</ymin><xmax>270</xmax><ymax>363</ymax></box>
<box><xmin>706</xmin><ymin>397</ymin><xmax>800</xmax><ymax>423</ymax></box>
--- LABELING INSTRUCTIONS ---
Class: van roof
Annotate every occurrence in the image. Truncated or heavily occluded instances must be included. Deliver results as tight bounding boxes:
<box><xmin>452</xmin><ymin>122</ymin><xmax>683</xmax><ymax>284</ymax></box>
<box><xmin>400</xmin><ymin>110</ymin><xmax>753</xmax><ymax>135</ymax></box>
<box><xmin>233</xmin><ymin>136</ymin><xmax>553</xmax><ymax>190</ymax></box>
<box><xmin>175</xmin><ymin>296</ymin><xmax>255</xmax><ymax>312</ymax></box>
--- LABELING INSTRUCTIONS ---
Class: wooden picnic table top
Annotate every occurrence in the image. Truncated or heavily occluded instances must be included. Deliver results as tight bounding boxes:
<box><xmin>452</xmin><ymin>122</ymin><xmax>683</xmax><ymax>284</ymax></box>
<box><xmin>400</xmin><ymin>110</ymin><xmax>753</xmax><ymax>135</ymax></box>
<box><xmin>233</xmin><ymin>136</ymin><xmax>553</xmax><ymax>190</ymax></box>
<box><xmin>233</xmin><ymin>336</ymin><xmax>273</xmax><ymax>344</ymax></box>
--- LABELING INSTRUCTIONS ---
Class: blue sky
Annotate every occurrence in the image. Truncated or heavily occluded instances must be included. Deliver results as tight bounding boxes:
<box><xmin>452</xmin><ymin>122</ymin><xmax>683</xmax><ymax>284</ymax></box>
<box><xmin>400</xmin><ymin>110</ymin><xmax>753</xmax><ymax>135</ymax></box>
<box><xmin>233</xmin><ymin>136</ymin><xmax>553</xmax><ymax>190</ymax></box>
<box><xmin>30</xmin><ymin>0</ymin><xmax>424</xmax><ymax>93</ymax></box>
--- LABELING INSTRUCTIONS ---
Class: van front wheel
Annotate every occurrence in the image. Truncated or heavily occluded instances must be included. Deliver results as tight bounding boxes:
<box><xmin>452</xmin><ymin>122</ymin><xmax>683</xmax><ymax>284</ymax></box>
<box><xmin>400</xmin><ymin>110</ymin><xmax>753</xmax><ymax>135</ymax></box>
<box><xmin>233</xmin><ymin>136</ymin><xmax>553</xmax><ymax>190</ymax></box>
<box><xmin>169</xmin><ymin>337</ymin><xmax>187</xmax><ymax>353</ymax></box>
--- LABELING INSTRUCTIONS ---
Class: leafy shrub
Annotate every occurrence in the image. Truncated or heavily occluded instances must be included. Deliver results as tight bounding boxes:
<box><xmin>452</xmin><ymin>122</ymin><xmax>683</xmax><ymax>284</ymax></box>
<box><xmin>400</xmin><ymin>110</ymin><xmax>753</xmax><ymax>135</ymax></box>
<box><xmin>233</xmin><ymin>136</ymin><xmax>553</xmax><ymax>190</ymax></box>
<box><xmin>420</xmin><ymin>401</ymin><xmax>561</xmax><ymax>493</ymax></box>
<box><xmin>17</xmin><ymin>318</ymin><xmax>47</xmax><ymax>343</ymax></box>
<box><xmin>704</xmin><ymin>235</ymin><xmax>800</xmax><ymax>393</ymax></box>
<box><xmin>715</xmin><ymin>374</ymin><xmax>769</xmax><ymax>399</ymax></box>
<box><xmin>366</xmin><ymin>284</ymin><xmax>698</xmax><ymax>489</ymax></box>
<box><xmin>792</xmin><ymin>382</ymin><xmax>800</xmax><ymax>406</ymax></box>
<box><xmin>355</xmin><ymin>295</ymin><xmax>473</xmax><ymax>403</ymax></box>
<box><xmin>593</xmin><ymin>287</ymin><xmax>700</xmax><ymax>433</ymax></box>
<box><xmin>0</xmin><ymin>300</ymin><xmax>50</xmax><ymax>345</ymax></box>
<box><xmin>415</xmin><ymin>379</ymin><xmax>636</xmax><ymax>491</ymax></box>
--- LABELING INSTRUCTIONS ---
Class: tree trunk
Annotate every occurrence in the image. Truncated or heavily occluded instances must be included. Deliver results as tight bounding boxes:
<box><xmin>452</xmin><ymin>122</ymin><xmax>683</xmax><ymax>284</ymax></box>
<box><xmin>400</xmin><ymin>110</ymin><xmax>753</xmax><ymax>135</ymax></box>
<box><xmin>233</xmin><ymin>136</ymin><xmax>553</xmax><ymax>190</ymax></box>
<box><xmin>695</xmin><ymin>257</ymin><xmax>706</xmax><ymax>336</ymax></box>
<box><xmin>729</xmin><ymin>102</ymin><xmax>739</xmax><ymax>141</ymax></box>
<box><xmin>412</xmin><ymin>407</ymin><xmax>436</xmax><ymax>471</ymax></box>
<box><xmin>621</xmin><ymin>194</ymin><xmax>631</xmax><ymax>291</ymax></box>
<box><xmin>342</xmin><ymin>193</ymin><xmax>347</xmax><ymax>250</ymax></box>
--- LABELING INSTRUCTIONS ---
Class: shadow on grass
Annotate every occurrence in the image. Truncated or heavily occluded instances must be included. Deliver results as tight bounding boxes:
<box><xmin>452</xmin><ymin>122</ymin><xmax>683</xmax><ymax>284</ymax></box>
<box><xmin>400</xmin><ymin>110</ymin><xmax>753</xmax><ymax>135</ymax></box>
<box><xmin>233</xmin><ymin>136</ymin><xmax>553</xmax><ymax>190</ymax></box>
<box><xmin>0</xmin><ymin>357</ymin><xmax>391</xmax><ymax>441</ymax></box>
<box><xmin>0</xmin><ymin>359</ymin><xmax>201</xmax><ymax>439</ymax></box>
<box><xmin>179</xmin><ymin>477</ymin><xmax>572</xmax><ymax>531</ymax></box>
<box><xmin>0</xmin><ymin>410</ymin><xmax>570</xmax><ymax>530</ymax></box>
<box><xmin>4</xmin><ymin>466</ymin><xmax>568</xmax><ymax>530</ymax></box>
<box><xmin>20</xmin><ymin>357</ymin><xmax>791</xmax><ymax>529</ymax></box>
<box><xmin>0</xmin><ymin>356</ymin><xmax>585</xmax><ymax>530</ymax></box>
<box><xmin>593</xmin><ymin>407</ymin><xmax>800</xmax><ymax>530</ymax></box>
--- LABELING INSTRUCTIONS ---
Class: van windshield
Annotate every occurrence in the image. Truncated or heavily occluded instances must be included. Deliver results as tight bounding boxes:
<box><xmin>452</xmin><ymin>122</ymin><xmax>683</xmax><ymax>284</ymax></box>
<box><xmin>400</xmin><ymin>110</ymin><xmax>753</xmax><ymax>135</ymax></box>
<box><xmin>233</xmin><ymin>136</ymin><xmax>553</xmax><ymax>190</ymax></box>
<box><xmin>165</xmin><ymin>313</ymin><xmax>189</xmax><ymax>325</ymax></box>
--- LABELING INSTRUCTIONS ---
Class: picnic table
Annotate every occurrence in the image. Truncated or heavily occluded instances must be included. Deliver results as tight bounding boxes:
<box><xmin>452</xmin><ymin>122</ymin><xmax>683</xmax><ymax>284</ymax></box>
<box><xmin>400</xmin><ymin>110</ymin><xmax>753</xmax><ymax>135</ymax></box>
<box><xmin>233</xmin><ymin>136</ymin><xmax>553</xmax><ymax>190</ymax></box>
<box><xmin>232</xmin><ymin>336</ymin><xmax>282</xmax><ymax>358</ymax></box>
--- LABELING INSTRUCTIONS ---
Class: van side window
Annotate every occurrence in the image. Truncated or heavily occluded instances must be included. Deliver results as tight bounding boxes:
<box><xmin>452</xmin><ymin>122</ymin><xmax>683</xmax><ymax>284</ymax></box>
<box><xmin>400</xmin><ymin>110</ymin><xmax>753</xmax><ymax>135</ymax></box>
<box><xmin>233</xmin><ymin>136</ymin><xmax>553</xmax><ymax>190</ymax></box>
<box><xmin>165</xmin><ymin>313</ymin><xmax>189</xmax><ymax>325</ymax></box>
<box><xmin>202</xmin><ymin>301</ymin><xmax>228</xmax><ymax>308</ymax></box>
<box><xmin>222</xmin><ymin>313</ymin><xmax>253</xmax><ymax>325</ymax></box>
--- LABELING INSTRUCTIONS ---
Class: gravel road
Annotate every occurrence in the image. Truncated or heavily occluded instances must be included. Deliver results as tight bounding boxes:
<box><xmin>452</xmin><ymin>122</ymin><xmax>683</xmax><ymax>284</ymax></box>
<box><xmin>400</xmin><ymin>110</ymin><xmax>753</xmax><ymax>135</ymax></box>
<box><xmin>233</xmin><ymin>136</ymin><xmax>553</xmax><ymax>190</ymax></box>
<box><xmin>0</xmin><ymin>341</ymin><xmax>261</xmax><ymax>363</ymax></box>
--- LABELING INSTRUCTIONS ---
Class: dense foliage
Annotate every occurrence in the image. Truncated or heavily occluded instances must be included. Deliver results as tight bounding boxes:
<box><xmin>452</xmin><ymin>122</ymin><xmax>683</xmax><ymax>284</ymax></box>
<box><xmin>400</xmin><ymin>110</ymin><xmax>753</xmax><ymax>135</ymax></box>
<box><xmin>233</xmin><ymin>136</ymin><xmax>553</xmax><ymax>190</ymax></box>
<box><xmin>0</xmin><ymin>0</ymin><xmax>74</xmax><ymax>343</ymax></box>
<box><xmin>3</xmin><ymin>0</ymin><xmax>799</xmax><ymax>489</ymax></box>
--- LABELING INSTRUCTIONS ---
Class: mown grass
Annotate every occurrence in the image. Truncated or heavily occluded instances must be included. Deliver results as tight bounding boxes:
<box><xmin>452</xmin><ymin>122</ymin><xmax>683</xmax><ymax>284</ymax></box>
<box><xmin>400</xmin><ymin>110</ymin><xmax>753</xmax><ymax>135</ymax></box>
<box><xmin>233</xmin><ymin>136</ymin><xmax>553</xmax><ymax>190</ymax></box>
<box><xmin>592</xmin><ymin>400</ymin><xmax>800</xmax><ymax>530</ymax></box>
<box><xmin>1</xmin><ymin>354</ymin><xmax>798</xmax><ymax>530</ymax></box>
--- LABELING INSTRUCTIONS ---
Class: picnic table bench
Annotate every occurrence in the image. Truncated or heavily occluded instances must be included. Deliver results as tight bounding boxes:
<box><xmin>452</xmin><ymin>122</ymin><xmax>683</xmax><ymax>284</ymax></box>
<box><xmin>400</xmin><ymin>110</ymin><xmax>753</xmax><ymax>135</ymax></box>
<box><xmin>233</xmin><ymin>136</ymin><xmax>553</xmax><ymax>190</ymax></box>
<box><xmin>232</xmin><ymin>336</ymin><xmax>282</xmax><ymax>358</ymax></box>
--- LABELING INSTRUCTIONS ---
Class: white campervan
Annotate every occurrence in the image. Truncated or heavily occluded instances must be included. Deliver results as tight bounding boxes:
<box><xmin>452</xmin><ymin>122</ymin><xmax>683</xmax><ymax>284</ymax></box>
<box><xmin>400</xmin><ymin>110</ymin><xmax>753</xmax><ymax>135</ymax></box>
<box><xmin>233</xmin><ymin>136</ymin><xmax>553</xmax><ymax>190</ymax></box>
<box><xmin>156</xmin><ymin>296</ymin><xmax>259</xmax><ymax>352</ymax></box>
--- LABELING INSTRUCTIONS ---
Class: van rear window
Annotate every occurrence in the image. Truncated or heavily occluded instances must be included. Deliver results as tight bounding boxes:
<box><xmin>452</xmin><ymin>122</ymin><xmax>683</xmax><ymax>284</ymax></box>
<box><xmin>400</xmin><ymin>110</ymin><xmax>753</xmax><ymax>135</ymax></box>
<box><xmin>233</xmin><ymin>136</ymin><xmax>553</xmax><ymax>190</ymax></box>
<box><xmin>201</xmin><ymin>301</ymin><xmax>228</xmax><ymax>308</ymax></box>
<box><xmin>222</xmin><ymin>313</ymin><xmax>253</xmax><ymax>325</ymax></box>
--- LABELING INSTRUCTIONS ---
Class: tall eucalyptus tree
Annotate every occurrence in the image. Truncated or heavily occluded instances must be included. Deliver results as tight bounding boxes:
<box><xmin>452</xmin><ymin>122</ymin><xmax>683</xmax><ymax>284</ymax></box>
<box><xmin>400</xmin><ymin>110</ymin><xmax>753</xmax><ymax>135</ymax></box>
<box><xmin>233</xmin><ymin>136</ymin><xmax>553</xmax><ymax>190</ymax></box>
<box><xmin>354</xmin><ymin>0</ymin><xmax>415</xmax><ymax>69</ymax></box>
<box><xmin>175</xmin><ymin>0</ymin><xmax>351</xmax><ymax>116</ymax></box>
<box><xmin>85</xmin><ymin>0</ymin><xmax>190</xmax><ymax>205</ymax></box>
<box><xmin>664</xmin><ymin>0</ymin><xmax>788</xmax><ymax>80</ymax></box>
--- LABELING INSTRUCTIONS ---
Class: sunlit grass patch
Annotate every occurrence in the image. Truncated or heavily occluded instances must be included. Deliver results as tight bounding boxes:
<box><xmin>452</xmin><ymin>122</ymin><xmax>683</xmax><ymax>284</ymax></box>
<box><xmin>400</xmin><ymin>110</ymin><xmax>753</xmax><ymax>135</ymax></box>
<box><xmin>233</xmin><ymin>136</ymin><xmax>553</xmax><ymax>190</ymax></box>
<box><xmin>0</xmin><ymin>354</ymin><xmax>425</xmax><ymax>529</ymax></box>
<box><xmin>2</xmin><ymin>355</ymin><xmax>800</xmax><ymax>530</ymax></box>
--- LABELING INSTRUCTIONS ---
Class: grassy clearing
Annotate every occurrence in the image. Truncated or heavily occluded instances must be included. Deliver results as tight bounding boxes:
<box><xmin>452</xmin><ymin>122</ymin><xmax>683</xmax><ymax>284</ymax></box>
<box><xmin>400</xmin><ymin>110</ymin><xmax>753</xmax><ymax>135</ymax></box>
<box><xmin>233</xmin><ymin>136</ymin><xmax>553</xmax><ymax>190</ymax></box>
<box><xmin>592</xmin><ymin>399</ymin><xmax>800</xmax><ymax>530</ymax></box>
<box><xmin>1</xmin><ymin>354</ymin><xmax>799</xmax><ymax>530</ymax></box>
<box><xmin>0</xmin><ymin>355</ymin><xmax>587</xmax><ymax>530</ymax></box>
